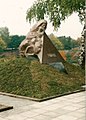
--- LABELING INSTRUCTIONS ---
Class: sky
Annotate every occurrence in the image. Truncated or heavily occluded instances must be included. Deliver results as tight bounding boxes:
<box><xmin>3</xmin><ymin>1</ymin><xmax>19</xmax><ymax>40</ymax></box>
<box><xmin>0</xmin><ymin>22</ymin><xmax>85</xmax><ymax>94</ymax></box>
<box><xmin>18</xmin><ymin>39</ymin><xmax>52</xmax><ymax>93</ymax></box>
<box><xmin>0</xmin><ymin>0</ymin><xmax>84</xmax><ymax>39</ymax></box>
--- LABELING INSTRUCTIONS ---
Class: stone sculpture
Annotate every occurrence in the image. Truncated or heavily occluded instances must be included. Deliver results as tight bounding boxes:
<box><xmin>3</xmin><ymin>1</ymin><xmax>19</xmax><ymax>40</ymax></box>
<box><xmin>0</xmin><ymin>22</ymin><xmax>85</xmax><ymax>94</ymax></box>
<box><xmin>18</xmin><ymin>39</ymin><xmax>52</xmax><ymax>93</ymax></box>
<box><xmin>19</xmin><ymin>20</ymin><xmax>64</xmax><ymax>63</ymax></box>
<box><xmin>19</xmin><ymin>20</ymin><xmax>47</xmax><ymax>57</ymax></box>
<box><xmin>19</xmin><ymin>20</ymin><xmax>67</xmax><ymax>73</ymax></box>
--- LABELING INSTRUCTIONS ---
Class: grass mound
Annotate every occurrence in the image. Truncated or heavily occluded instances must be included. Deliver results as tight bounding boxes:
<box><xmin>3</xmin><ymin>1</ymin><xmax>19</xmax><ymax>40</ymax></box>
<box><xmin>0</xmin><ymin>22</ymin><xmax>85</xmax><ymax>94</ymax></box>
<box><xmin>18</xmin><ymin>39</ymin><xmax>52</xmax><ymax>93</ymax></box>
<box><xmin>0</xmin><ymin>56</ymin><xmax>85</xmax><ymax>99</ymax></box>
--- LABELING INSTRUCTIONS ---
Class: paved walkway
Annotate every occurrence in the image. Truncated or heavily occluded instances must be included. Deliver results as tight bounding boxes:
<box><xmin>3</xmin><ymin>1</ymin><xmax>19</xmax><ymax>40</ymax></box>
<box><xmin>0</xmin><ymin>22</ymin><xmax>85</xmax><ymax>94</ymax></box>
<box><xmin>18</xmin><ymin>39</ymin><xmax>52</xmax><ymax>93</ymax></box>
<box><xmin>0</xmin><ymin>91</ymin><xmax>85</xmax><ymax>120</ymax></box>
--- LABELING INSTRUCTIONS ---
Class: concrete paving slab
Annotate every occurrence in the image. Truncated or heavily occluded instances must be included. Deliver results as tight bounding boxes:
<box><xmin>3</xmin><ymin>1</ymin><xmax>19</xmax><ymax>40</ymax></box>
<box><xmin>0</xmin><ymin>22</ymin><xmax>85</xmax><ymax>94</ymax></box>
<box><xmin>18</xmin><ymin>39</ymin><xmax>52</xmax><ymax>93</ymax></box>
<box><xmin>0</xmin><ymin>91</ymin><xmax>85</xmax><ymax>120</ymax></box>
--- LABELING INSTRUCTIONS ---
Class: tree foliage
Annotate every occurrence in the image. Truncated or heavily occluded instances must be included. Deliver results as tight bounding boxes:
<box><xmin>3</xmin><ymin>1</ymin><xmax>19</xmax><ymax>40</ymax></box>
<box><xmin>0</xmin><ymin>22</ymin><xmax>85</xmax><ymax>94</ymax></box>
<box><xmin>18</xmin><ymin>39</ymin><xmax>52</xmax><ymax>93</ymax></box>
<box><xmin>58</xmin><ymin>36</ymin><xmax>80</xmax><ymax>50</ymax></box>
<box><xmin>49</xmin><ymin>33</ymin><xmax>64</xmax><ymax>49</ymax></box>
<box><xmin>0</xmin><ymin>27</ymin><xmax>10</xmax><ymax>46</ymax></box>
<box><xmin>0</xmin><ymin>37</ymin><xmax>6</xmax><ymax>50</ymax></box>
<box><xmin>8</xmin><ymin>35</ymin><xmax>25</xmax><ymax>49</ymax></box>
<box><xmin>26</xmin><ymin>0</ymin><xmax>85</xmax><ymax>29</ymax></box>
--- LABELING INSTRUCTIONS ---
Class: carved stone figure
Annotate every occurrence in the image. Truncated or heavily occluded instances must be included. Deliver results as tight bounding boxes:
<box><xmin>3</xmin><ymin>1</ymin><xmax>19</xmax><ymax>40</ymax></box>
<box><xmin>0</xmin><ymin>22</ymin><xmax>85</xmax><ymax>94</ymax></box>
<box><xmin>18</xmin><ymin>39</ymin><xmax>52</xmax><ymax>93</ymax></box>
<box><xmin>19</xmin><ymin>20</ymin><xmax>47</xmax><ymax>57</ymax></box>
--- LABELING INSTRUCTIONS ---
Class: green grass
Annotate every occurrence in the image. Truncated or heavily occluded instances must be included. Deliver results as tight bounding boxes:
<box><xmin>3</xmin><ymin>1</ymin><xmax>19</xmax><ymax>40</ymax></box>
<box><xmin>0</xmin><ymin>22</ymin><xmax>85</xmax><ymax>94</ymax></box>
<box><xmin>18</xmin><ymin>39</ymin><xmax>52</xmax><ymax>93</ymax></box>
<box><xmin>0</xmin><ymin>56</ymin><xmax>85</xmax><ymax>99</ymax></box>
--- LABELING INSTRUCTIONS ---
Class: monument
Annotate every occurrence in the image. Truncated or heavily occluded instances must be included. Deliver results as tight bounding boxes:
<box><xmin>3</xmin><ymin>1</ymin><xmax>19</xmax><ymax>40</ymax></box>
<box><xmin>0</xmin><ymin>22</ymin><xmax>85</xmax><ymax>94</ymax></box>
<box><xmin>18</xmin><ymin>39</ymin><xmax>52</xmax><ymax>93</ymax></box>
<box><xmin>19</xmin><ymin>20</ymin><xmax>67</xmax><ymax>73</ymax></box>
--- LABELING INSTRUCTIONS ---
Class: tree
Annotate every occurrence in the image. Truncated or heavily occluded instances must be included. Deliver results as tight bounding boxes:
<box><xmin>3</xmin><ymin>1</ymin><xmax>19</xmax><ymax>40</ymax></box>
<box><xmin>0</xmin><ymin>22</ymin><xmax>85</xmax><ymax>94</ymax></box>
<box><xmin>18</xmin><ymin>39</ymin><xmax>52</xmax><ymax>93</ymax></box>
<box><xmin>0</xmin><ymin>27</ymin><xmax>10</xmax><ymax>46</ymax></box>
<box><xmin>49</xmin><ymin>33</ymin><xmax>64</xmax><ymax>49</ymax></box>
<box><xmin>76</xmin><ymin>37</ymin><xmax>82</xmax><ymax>45</ymax></box>
<box><xmin>58</xmin><ymin>36</ymin><xmax>79</xmax><ymax>50</ymax></box>
<box><xmin>26</xmin><ymin>0</ymin><xmax>85</xmax><ymax>29</ymax></box>
<box><xmin>0</xmin><ymin>37</ymin><xmax>6</xmax><ymax>51</ymax></box>
<box><xmin>8</xmin><ymin>35</ymin><xmax>25</xmax><ymax>49</ymax></box>
<box><xmin>78</xmin><ymin>25</ymin><xmax>85</xmax><ymax>69</ymax></box>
